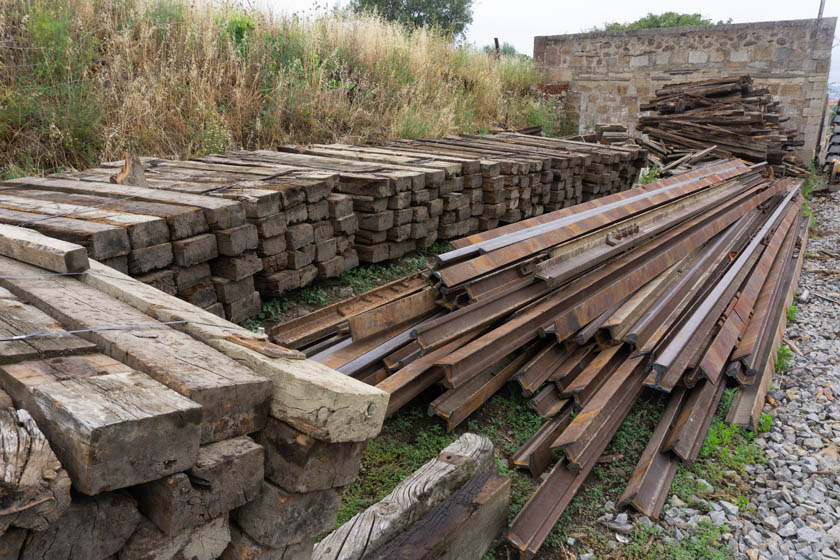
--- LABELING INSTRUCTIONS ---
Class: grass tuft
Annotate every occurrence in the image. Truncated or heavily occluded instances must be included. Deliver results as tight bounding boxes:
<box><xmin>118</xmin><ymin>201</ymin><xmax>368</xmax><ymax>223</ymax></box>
<box><xmin>775</xmin><ymin>345</ymin><xmax>793</xmax><ymax>371</ymax></box>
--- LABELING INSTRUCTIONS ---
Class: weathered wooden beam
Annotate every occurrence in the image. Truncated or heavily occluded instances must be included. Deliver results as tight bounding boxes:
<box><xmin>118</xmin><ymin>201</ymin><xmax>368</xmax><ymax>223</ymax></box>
<box><xmin>78</xmin><ymin>260</ymin><xmax>389</xmax><ymax>443</ymax></box>
<box><xmin>232</xmin><ymin>481</ymin><xmax>341</xmax><ymax>548</ymax></box>
<box><xmin>0</xmin><ymin>408</ymin><xmax>71</xmax><ymax>533</ymax></box>
<box><xmin>0</xmin><ymin>207</ymin><xmax>130</xmax><ymax>260</ymax></box>
<box><xmin>0</xmin><ymin>355</ymin><xmax>202</xmax><ymax>495</ymax></box>
<box><xmin>254</xmin><ymin>417</ymin><xmax>364</xmax><ymax>493</ymax></box>
<box><xmin>18</xmin><ymin>491</ymin><xmax>141</xmax><ymax>560</ymax></box>
<box><xmin>0</xmin><ymin>223</ymin><xmax>89</xmax><ymax>273</ymax></box>
<box><xmin>314</xmin><ymin>433</ymin><xmax>494</xmax><ymax>560</ymax></box>
<box><xmin>133</xmin><ymin>436</ymin><xmax>263</xmax><ymax>535</ymax></box>
<box><xmin>0</xmin><ymin>296</ymin><xmax>98</xmax><ymax>365</ymax></box>
<box><xmin>119</xmin><ymin>514</ymin><xmax>231</xmax><ymax>560</ymax></box>
<box><xmin>0</xmin><ymin>256</ymin><xmax>271</xmax><ymax>444</ymax></box>
<box><xmin>370</xmin><ymin>472</ymin><xmax>510</xmax><ymax>560</ymax></box>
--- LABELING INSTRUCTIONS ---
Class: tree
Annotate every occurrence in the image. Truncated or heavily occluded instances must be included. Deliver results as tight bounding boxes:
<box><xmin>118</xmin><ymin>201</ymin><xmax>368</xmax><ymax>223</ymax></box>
<box><xmin>592</xmin><ymin>12</ymin><xmax>732</xmax><ymax>32</ymax></box>
<box><xmin>349</xmin><ymin>0</ymin><xmax>474</xmax><ymax>37</ymax></box>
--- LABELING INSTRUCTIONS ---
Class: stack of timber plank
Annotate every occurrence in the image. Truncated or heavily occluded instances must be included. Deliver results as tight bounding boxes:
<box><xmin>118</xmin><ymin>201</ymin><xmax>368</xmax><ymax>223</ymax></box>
<box><xmin>225</xmin><ymin>149</ymin><xmax>445</xmax><ymax>264</ymax></box>
<box><xmin>54</xmin><ymin>156</ymin><xmax>357</xmax><ymax>310</ymax></box>
<box><xmin>638</xmin><ymin>75</ymin><xmax>805</xmax><ymax>176</ymax></box>
<box><xmin>0</xmin><ymin>170</ymin><xmax>263</xmax><ymax>322</ymax></box>
<box><xmin>0</xmin><ymin>224</ymin><xmax>389</xmax><ymax>560</ymax></box>
<box><xmin>270</xmin><ymin>159</ymin><xmax>807</xmax><ymax>558</ymax></box>
<box><xmin>390</xmin><ymin>134</ymin><xmax>646</xmax><ymax>226</ymax></box>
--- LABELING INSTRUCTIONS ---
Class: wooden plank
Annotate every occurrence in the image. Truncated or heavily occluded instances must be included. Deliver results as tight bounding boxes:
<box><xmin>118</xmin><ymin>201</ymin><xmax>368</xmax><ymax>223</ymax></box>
<box><xmin>0</xmin><ymin>223</ymin><xmax>89</xmax><ymax>273</ymax></box>
<box><xmin>6</xmin><ymin>188</ymin><xmax>209</xmax><ymax>240</ymax></box>
<box><xmin>314</xmin><ymin>433</ymin><xmax>494</xmax><ymax>560</ymax></box>
<box><xmin>0</xmin><ymin>194</ymin><xmax>170</xmax><ymax>248</ymax></box>
<box><xmin>0</xmin><ymin>255</ymin><xmax>272</xmax><ymax>444</ymax></box>
<box><xmin>0</xmin><ymin>295</ymin><xmax>98</xmax><ymax>365</ymax></box>
<box><xmin>0</xmin><ymin>354</ymin><xmax>203</xmax><ymax>495</ymax></box>
<box><xmin>370</xmin><ymin>472</ymin><xmax>510</xmax><ymax>560</ymax></box>
<box><xmin>232</xmin><ymin>482</ymin><xmax>341</xmax><ymax>548</ymax></box>
<box><xmin>78</xmin><ymin>259</ymin><xmax>389</xmax><ymax>443</ymax></box>
<box><xmin>119</xmin><ymin>515</ymin><xmax>231</xmax><ymax>560</ymax></box>
<box><xmin>17</xmin><ymin>492</ymin><xmax>141</xmax><ymax>560</ymax></box>
<box><xmin>0</xmin><ymin>408</ymin><xmax>71</xmax><ymax>533</ymax></box>
<box><xmin>254</xmin><ymin>417</ymin><xmax>364</xmax><ymax>493</ymax></box>
<box><xmin>3</xmin><ymin>176</ymin><xmax>246</xmax><ymax>230</ymax></box>
<box><xmin>0</xmin><ymin>207</ymin><xmax>130</xmax><ymax>260</ymax></box>
<box><xmin>133</xmin><ymin>436</ymin><xmax>263</xmax><ymax>534</ymax></box>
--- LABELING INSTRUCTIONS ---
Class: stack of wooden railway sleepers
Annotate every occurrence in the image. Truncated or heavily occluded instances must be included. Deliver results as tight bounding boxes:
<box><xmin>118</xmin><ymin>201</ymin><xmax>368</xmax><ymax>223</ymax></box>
<box><xmin>0</xmin><ymin>224</ymin><xmax>379</xmax><ymax>560</ymax></box>
<box><xmin>389</xmin><ymin>133</ymin><xmax>646</xmax><ymax>225</ymax></box>
<box><xmin>53</xmin><ymin>156</ymin><xmax>358</xmax><ymax>308</ymax></box>
<box><xmin>270</xmin><ymin>158</ymin><xmax>807</xmax><ymax>558</ymax></box>
<box><xmin>0</xmin><ymin>171</ymin><xmax>258</xmax><ymax>321</ymax></box>
<box><xmin>638</xmin><ymin>75</ymin><xmax>805</xmax><ymax>176</ymax></box>
<box><xmin>226</xmin><ymin>149</ymin><xmax>448</xmax><ymax>263</ymax></box>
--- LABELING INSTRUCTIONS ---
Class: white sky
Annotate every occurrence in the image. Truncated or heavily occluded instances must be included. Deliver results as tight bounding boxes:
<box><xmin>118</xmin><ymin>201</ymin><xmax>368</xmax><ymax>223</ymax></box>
<box><xmin>259</xmin><ymin>0</ymin><xmax>840</xmax><ymax>80</ymax></box>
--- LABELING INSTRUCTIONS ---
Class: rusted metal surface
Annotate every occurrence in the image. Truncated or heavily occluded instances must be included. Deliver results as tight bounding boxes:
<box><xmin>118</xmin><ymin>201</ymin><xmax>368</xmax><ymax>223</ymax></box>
<box><xmin>664</xmin><ymin>376</ymin><xmax>727</xmax><ymax>465</ymax></box>
<box><xmin>436</xmin><ymin>163</ymin><xmax>752</xmax><ymax>287</ymax></box>
<box><xmin>430</xmin><ymin>340</ymin><xmax>539</xmax><ymax>431</ymax></box>
<box><xmin>699</xmin><ymin>200</ymin><xmax>800</xmax><ymax>383</ymax></box>
<box><xmin>348</xmin><ymin>287</ymin><xmax>440</xmax><ymax>342</ymax></box>
<box><xmin>651</xmin><ymin>185</ymin><xmax>801</xmax><ymax>390</ymax></box>
<box><xmin>437</xmin><ymin>177</ymin><xmax>780</xmax><ymax>385</ymax></box>
<box><xmin>271</xmin><ymin>272</ymin><xmax>428</xmax><ymax>348</ymax></box>
<box><xmin>618</xmin><ymin>387</ymin><xmax>687</xmax><ymax>518</ymax></box>
<box><xmin>527</xmin><ymin>384</ymin><xmax>570</xmax><ymax>418</ymax></box>
<box><xmin>512</xmin><ymin>410</ymin><xmax>574</xmax><ymax>478</ymax></box>
<box><xmin>516</xmin><ymin>341</ymin><xmax>571</xmax><ymax>396</ymax></box>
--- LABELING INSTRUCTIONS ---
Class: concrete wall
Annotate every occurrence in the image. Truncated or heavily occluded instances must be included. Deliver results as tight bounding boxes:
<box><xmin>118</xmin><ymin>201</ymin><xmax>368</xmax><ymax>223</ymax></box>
<box><xmin>534</xmin><ymin>18</ymin><xmax>837</xmax><ymax>161</ymax></box>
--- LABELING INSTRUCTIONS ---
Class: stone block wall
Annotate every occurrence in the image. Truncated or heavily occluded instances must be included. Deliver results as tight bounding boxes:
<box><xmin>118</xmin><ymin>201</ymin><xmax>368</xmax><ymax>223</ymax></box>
<box><xmin>534</xmin><ymin>18</ymin><xmax>837</xmax><ymax>161</ymax></box>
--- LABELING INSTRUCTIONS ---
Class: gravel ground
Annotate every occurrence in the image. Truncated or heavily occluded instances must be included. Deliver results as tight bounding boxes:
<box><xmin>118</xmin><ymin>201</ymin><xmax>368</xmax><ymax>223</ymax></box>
<box><xmin>730</xmin><ymin>190</ymin><xmax>840</xmax><ymax>560</ymax></box>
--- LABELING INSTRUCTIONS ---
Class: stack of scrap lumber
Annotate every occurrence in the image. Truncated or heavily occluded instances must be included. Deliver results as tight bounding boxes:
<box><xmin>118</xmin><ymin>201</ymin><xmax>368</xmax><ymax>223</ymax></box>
<box><xmin>595</xmin><ymin>123</ymin><xmax>630</xmax><ymax>144</ymax></box>
<box><xmin>236</xmin><ymin>148</ymin><xmax>449</xmax><ymax>263</ymax></box>
<box><xmin>638</xmin><ymin>76</ymin><xmax>805</xmax><ymax>176</ymax></box>
<box><xmin>271</xmin><ymin>159</ymin><xmax>807</xmax><ymax>557</ymax></box>
<box><xmin>0</xmin><ymin>224</ymin><xmax>389</xmax><ymax>560</ymax></box>
<box><xmin>391</xmin><ymin>134</ymin><xmax>647</xmax><ymax>227</ymax></box>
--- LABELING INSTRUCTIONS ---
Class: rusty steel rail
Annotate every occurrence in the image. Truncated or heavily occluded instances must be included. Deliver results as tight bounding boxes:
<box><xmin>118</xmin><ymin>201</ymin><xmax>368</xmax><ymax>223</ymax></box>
<box><xmin>617</xmin><ymin>387</ymin><xmax>687</xmax><ymax>518</ymax></box>
<box><xmin>445</xmin><ymin>159</ymin><xmax>748</xmax><ymax>256</ymax></box>
<box><xmin>651</xmin><ymin>184</ymin><xmax>801</xmax><ymax>389</ymax></box>
<box><xmin>271</xmin><ymin>272</ymin><xmax>428</xmax><ymax>348</ymax></box>
<box><xmin>435</xmin><ymin>161</ymin><xmax>751</xmax><ymax>282</ymax></box>
<box><xmin>698</xmin><ymin>199</ymin><xmax>800</xmax><ymax>383</ymax></box>
<box><xmin>435</xmin><ymin>176</ymin><xmax>782</xmax><ymax>386</ymax></box>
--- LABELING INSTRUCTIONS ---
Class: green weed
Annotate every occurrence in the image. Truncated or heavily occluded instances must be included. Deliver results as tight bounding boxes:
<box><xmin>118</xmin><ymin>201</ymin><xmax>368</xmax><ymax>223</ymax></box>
<box><xmin>786</xmin><ymin>304</ymin><xmax>797</xmax><ymax>323</ymax></box>
<box><xmin>299</xmin><ymin>286</ymin><xmax>330</xmax><ymax>307</ymax></box>
<box><xmin>757</xmin><ymin>412</ymin><xmax>774</xmax><ymax>433</ymax></box>
<box><xmin>338</xmin><ymin>257</ymin><xmax>429</xmax><ymax>294</ymax></box>
<box><xmin>639</xmin><ymin>165</ymin><xmax>661</xmax><ymax>184</ymax></box>
<box><xmin>257</xmin><ymin>298</ymin><xmax>289</xmax><ymax>322</ymax></box>
<box><xmin>775</xmin><ymin>345</ymin><xmax>793</xmax><ymax>371</ymax></box>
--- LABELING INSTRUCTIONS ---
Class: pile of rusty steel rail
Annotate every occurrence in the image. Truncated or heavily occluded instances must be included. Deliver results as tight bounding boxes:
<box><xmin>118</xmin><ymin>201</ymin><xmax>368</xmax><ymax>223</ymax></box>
<box><xmin>638</xmin><ymin>76</ymin><xmax>805</xmax><ymax>177</ymax></box>
<box><xmin>271</xmin><ymin>158</ymin><xmax>806</xmax><ymax>557</ymax></box>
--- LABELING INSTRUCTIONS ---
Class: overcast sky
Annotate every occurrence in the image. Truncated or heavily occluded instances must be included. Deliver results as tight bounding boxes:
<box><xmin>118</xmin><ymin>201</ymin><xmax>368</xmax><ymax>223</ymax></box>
<box><xmin>261</xmin><ymin>0</ymin><xmax>840</xmax><ymax>81</ymax></box>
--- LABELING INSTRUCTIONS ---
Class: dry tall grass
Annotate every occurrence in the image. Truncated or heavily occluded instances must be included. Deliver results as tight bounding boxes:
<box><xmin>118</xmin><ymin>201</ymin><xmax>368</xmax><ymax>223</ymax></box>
<box><xmin>0</xmin><ymin>0</ymin><xmax>564</xmax><ymax>176</ymax></box>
